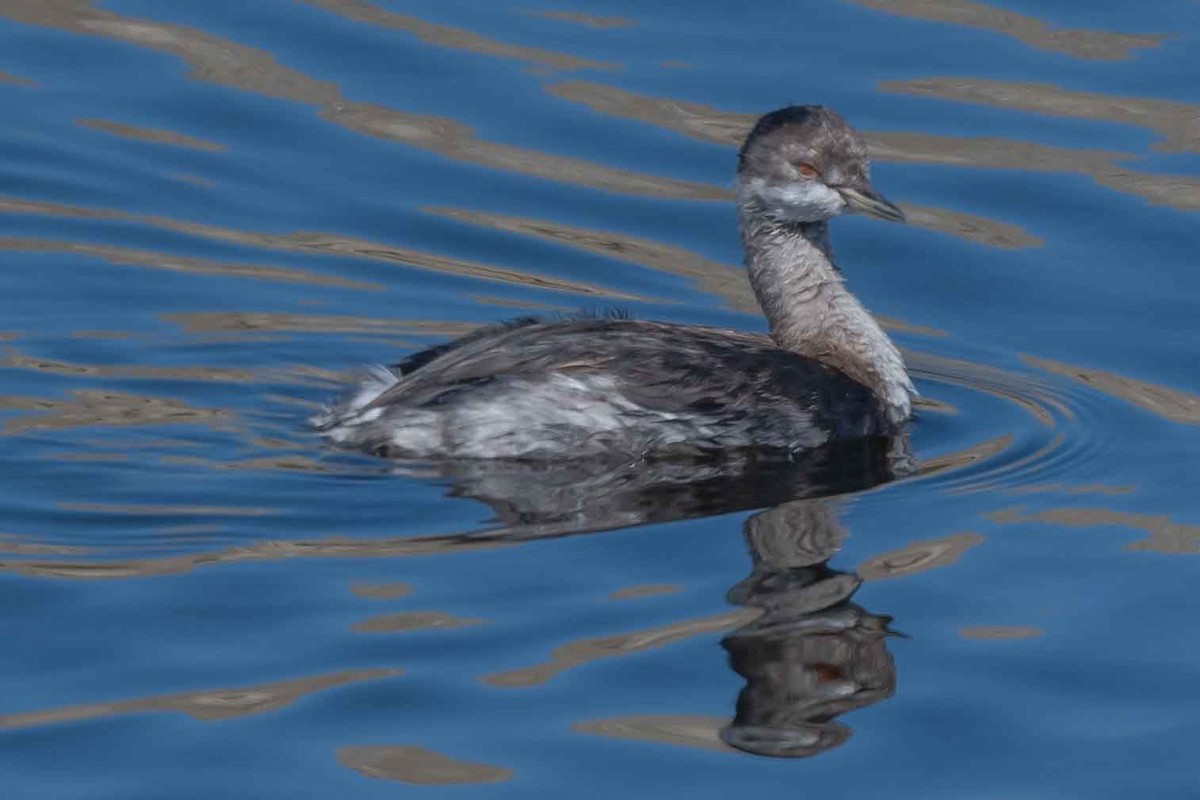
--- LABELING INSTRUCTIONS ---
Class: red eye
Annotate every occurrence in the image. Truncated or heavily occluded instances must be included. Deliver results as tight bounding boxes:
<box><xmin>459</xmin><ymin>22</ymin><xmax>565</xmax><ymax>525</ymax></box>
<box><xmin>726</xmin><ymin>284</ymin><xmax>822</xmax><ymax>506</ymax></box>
<box><xmin>795</xmin><ymin>162</ymin><xmax>820</xmax><ymax>179</ymax></box>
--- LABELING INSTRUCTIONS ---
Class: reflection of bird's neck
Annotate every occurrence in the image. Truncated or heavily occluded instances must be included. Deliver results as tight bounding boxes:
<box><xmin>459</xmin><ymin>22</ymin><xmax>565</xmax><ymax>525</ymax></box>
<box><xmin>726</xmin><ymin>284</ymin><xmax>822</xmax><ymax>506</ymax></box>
<box><xmin>739</xmin><ymin>204</ymin><xmax>913</xmax><ymax>425</ymax></box>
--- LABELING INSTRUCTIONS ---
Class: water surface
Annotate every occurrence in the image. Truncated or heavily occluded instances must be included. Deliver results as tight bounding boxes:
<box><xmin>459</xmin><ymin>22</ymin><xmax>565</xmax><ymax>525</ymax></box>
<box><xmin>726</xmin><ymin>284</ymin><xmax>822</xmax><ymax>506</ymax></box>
<box><xmin>2</xmin><ymin>1</ymin><xmax>1199</xmax><ymax>797</ymax></box>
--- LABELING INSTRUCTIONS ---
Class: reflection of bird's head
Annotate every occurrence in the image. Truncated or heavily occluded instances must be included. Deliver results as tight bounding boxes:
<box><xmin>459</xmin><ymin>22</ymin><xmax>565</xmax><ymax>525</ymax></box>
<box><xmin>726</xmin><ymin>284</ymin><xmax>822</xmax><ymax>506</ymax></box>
<box><xmin>737</xmin><ymin>105</ymin><xmax>904</xmax><ymax>225</ymax></box>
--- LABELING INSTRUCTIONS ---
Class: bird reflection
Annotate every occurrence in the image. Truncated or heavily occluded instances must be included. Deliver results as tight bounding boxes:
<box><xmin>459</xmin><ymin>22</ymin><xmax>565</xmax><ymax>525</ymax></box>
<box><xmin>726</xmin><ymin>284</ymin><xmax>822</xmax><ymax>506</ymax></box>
<box><xmin>721</xmin><ymin>498</ymin><xmax>896</xmax><ymax>757</ymax></box>
<box><xmin>409</xmin><ymin>436</ymin><xmax>904</xmax><ymax>759</ymax></box>
<box><xmin>411</xmin><ymin>436</ymin><xmax>905</xmax><ymax>541</ymax></box>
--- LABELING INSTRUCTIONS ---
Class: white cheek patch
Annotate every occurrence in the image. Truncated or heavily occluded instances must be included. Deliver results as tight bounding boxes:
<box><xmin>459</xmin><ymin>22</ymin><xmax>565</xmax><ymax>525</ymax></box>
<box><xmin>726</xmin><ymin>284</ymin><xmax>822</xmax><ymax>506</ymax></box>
<box><xmin>740</xmin><ymin>177</ymin><xmax>846</xmax><ymax>222</ymax></box>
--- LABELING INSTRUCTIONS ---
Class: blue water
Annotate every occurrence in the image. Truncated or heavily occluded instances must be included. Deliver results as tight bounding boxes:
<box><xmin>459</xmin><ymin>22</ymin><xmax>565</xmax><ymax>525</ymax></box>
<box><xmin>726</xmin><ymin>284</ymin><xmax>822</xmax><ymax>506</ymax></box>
<box><xmin>2</xmin><ymin>1</ymin><xmax>1199</xmax><ymax>797</ymax></box>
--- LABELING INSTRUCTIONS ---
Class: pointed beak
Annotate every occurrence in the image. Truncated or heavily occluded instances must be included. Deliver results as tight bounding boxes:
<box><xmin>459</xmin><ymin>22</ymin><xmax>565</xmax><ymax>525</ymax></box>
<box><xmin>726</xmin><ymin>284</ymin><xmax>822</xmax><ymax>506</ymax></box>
<box><xmin>836</xmin><ymin>186</ymin><xmax>906</xmax><ymax>223</ymax></box>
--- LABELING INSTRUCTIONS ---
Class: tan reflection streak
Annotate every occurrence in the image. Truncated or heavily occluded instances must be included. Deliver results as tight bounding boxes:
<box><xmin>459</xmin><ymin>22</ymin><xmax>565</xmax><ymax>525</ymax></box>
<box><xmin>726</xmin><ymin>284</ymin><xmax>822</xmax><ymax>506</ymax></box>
<box><xmin>0</xmin><ymin>198</ymin><xmax>644</xmax><ymax>299</ymax></box>
<box><xmin>1090</xmin><ymin>169</ymin><xmax>1200</xmax><ymax>213</ymax></box>
<box><xmin>880</xmin><ymin>317</ymin><xmax>948</xmax><ymax>339</ymax></box>
<box><xmin>0</xmin><ymin>236</ymin><xmax>379</xmax><ymax>290</ymax></box>
<box><xmin>0</xmin><ymin>536</ymin><xmax>90</xmax><ymax>556</ymax></box>
<box><xmin>0</xmin><ymin>69</ymin><xmax>35</xmax><ymax>86</ymax></box>
<box><xmin>468</xmin><ymin>294</ymin><xmax>573</xmax><ymax>312</ymax></box>
<box><xmin>884</xmin><ymin>77</ymin><xmax>1200</xmax><ymax>154</ymax></box>
<box><xmin>609</xmin><ymin>584</ymin><xmax>681</xmax><ymax>600</ymax></box>
<box><xmin>351</xmin><ymin>611</ymin><xmax>484</xmax><ymax>633</ymax></box>
<box><xmin>913</xmin><ymin>395</ymin><xmax>957</xmax><ymax>414</ymax></box>
<box><xmin>153</xmin><ymin>523</ymin><xmax>224</xmax><ymax>538</ymax></box>
<box><xmin>869</xmin><ymin>130</ymin><xmax>1200</xmax><ymax>216</ymax></box>
<box><xmin>162</xmin><ymin>311</ymin><xmax>477</xmax><ymax>337</ymax></box>
<box><xmin>0</xmin><ymin>390</ymin><xmax>230</xmax><ymax>435</ymax></box>
<box><xmin>864</xmin><ymin>130</ymin><xmax>1118</xmax><ymax>173</ymax></box>
<box><xmin>916</xmin><ymin>434</ymin><xmax>1012</xmax><ymax>476</ymax></box>
<box><xmin>481</xmin><ymin>609</ymin><xmax>759</xmax><ymax>688</ymax></box>
<box><xmin>0</xmin><ymin>532</ymin><xmax>512</xmax><ymax>580</ymax></box>
<box><xmin>988</xmin><ymin>506</ymin><xmax>1200</xmax><ymax>554</ymax></box>
<box><xmin>528</xmin><ymin>9</ymin><xmax>636</xmax><ymax>28</ymax></box>
<box><xmin>329</xmin><ymin>104</ymin><xmax>723</xmax><ymax>200</ymax></box>
<box><xmin>874</xmin><ymin>93</ymin><xmax>1200</xmax><ymax>212</ymax></box>
<box><xmin>78</xmin><ymin>118</ymin><xmax>225</xmax><ymax>151</ymax></box>
<box><xmin>3</xmin><ymin>347</ymin><xmax>263</xmax><ymax>383</ymax></box>
<box><xmin>959</xmin><ymin>625</ymin><xmax>1043</xmax><ymax>640</ymax></box>
<box><xmin>843</xmin><ymin>0</ymin><xmax>1163</xmax><ymax>60</ymax></box>
<box><xmin>429</xmin><ymin>205</ymin><xmax>761</xmax><ymax>314</ymax></box>
<box><xmin>84</xmin><ymin>436</ymin><xmax>201</xmax><ymax>449</ymax></box>
<box><xmin>1024</xmin><ymin>355</ymin><xmax>1200</xmax><ymax>424</ymax></box>
<box><xmin>161</xmin><ymin>454</ymin><xmax>334</xmax><ymax>473</ymax></box>
<box><xmin>50</xmin><ymin>451</ymin><xmax>127</xmax><ymax>462</ymax></box>
<box><xmin>337</xmin><ymin>745</ymin><xmax>511</xmax><ymax>785</ymax></box>
<box><xmin>574</xmin><ymin>715</ymin><xmax>730</xmax><ymax>752</ymax></box>
<box><xmin>1009</xmin><ymin>482</ymin><xmax>1133</xmax><ymax>496</ymax></box>
<box><xmin>0</xmin><ymin>668</ymin><xmax>399</xmax><ymax>729</ymax></box>
<box><xmin>171</xmin><ymin>173</ymin><xmax>215</xmax><ymax>188</ymax></box>
<box><xmin>299</xmin><ymin>0</ymin><xmax>613</xmax><ymax>70</ymax></box>
<box><xmin>71</xmin><ymin>331</ymin><xmax>140</xmax><ymax>340</ymax></box>
<box><xmin>897</xmin><ymin>204</ymin><xmax>1041</xmax><ymax>249</ymax></box>
<box><xmin>59</xmin><ymin>502</ymin><xmax>276</xmax><ymax>517</ymax></box>
<box><xmin>857</xmin><ymin>532</ymin><xmax>985</xmax><ymax>580</ymax></box>
<box><xmin>429</xmin><ymin>207</ymin><xmax>949</xmax><ymax>332</ymax></box>
<box><xmin>546</xmin><ymin>80</ymin><xmax>751</xmax><ymax>147</ymax></box>
<box><xmin>0</xmin><ymin>1</ymin><xmax>716</xmax><ymax>200</ymax></box>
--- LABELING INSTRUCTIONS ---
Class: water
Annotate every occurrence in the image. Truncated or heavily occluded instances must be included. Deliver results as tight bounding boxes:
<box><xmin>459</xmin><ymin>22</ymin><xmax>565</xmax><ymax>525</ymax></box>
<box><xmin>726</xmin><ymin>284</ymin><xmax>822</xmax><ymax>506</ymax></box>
<box><xmin>2</xmin><ymin>1</ymin><xmax>1199</xmax><ymax>796</ymax></box>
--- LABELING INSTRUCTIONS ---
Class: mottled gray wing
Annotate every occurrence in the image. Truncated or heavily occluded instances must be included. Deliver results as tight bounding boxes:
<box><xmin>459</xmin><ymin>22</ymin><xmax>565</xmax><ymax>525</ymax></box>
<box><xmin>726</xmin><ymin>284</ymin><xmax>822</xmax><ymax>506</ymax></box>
<box><xmin>365</xmin><ymin>319</ymin><xmax>879</xmax><ymax>436</ymax></box>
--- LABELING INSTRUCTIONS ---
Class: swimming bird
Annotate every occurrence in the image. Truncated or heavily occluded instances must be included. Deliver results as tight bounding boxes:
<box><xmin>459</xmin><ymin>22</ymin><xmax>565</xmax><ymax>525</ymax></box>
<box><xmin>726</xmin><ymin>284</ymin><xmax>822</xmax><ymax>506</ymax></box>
<box><xmin>314</xmin><ymin>106</ymin><xmax>914</xmax><ymax>460</ymax></box>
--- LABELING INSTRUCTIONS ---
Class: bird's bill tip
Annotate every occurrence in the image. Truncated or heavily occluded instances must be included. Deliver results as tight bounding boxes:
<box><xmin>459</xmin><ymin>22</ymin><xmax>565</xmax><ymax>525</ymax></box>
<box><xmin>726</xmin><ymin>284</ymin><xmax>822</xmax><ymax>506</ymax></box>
<box><xmin>837</xmin><ymin>186</ymin><xmax>906</xmax><ymax>223</ymax></box>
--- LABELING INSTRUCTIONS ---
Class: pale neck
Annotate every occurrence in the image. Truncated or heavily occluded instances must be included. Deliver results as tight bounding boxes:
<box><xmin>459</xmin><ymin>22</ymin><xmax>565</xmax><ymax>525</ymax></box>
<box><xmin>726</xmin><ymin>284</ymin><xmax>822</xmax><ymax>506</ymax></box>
<box><xmin>738</xmin><ymin>203</ymin><xmax>913</xmax><ymax>425</ymax></box>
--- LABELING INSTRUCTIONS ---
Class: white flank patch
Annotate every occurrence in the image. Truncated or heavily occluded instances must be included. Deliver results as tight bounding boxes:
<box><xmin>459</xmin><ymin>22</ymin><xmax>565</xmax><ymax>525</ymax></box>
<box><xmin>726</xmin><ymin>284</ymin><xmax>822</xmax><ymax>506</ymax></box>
<box><xmin>310</xmin><ymin>364</ymin><xmax>399</xmax><ymax>435</ymax></box>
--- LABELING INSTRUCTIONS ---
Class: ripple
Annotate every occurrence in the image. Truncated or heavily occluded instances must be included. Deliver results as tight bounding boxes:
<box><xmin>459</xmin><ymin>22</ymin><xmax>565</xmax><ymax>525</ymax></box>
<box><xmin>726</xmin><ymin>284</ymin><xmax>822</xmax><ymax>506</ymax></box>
<box><xmin>0</xmin><ymin>668</ymin><xmax>399</xmax><ymax>729</ymax></box>
<box><xmin>857</xmin><ymin>531</ymin><xmax>985</xmax><ymax>580</ymax></box>
<box><xmin>479</xmin><ymin>610</ymin><xmax>758</xmax><ymax>688</ymax></box>
<box><xmin>905</xmin><ymin>349</ymin><xmax>1114</xmax><ymax>495</ymax></box>
<box><xmin>1023</xmin><ymin>355</ymin><xmax>1200</xmax><ymax>425</ymax></box>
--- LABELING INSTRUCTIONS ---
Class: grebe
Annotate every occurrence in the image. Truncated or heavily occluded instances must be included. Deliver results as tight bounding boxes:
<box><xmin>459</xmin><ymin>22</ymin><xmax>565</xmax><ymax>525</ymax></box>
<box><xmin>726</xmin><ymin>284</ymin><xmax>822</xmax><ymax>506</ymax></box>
<box><xmin>314</xmin><ymin>106</ymin><xmax>914</xmax><ymax>459</ymax></box>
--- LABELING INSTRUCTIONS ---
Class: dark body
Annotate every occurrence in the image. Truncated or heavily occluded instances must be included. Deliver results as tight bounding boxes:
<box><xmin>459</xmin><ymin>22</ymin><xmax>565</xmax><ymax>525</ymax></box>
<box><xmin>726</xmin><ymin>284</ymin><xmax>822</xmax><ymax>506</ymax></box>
<box><xmin>314</xmin><ymin>317</ymin><xmax>887</xmax><ymax>460</ymax></box>
<box><xmin>315</xmin><ymin>106</ymin><xmax>915</xmax><ymax>460</ymax></box>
